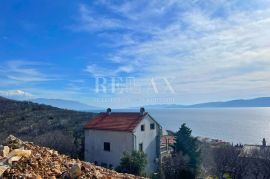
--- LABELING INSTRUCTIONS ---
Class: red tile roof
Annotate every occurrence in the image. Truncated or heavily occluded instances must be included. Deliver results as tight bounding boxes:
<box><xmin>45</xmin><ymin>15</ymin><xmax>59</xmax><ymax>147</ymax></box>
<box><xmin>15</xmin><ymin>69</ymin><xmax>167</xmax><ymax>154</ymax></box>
<box><xmin>84</xmin><ymin>112</ymin><xmax>147</xmax><ymax>132</ymax></box>
<box><xmin>161</xmin><ymin>135</ymin><xmax>176</xmax><ymax>145</ymax></box>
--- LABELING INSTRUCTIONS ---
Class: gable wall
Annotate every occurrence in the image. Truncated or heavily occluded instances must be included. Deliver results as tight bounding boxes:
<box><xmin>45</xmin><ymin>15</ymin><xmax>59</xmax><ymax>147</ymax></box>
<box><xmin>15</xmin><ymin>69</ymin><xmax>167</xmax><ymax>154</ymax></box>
<box><xmin>133</xmin><ymin>115</ymin><xmax>160</xmax><ymax>174</ymax></box>
<box><xmin>84</xmin><ymin>129</ymin><xmax>133</xmax><ymax>168</ymax></box>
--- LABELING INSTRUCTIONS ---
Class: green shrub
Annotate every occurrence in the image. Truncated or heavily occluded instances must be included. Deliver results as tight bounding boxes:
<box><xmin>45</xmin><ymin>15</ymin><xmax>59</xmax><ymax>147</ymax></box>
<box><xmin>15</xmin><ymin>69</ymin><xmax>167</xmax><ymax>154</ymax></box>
<box><xmin>116</xmin><ymin>151</ymin><xmax>147</xmax><ymax>176</ymax></box>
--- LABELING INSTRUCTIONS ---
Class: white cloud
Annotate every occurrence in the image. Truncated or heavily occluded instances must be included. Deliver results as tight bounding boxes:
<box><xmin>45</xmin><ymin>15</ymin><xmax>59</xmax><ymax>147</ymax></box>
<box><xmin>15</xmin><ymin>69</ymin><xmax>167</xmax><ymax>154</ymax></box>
<box><xmin>0</xmin><ymin>90</ymin><xmax>33</xmax><ymax>97</ymax></box>
<box><xmin>75</xmin><ymin>1</ymin><xmax>270</xmax><ymax>105</ymax></box>
<box><xmin>71</xmin><ymin>4</ymin><xmax>123</xmax><ymax>32</ymax></box>
<box><xmin>0</xmin><ymin>60</ymin><xmax>57</xmax><ymax>82</ymax></box>
<box><xmin>85</xmin><ymin>64</ymin><xmax>134</xmax><ymax>76</ymax></box>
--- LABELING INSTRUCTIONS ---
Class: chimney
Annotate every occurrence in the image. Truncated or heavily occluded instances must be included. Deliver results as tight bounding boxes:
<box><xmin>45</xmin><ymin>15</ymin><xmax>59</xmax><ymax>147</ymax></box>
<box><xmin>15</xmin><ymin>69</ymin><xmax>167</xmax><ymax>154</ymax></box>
<box><xmin>262</xmin><ymin>138</ymin><xmax>266</xmax><ymax>147</ymax></box>
<box><xmin>106</xmin><ymin>108</ymin><xmax>112</xmax><ymax>115</ymax></box>
<box><xmin>140</xmin><ymin>107</ymin><xmax>145</xmax><ymax>115</ymax></box>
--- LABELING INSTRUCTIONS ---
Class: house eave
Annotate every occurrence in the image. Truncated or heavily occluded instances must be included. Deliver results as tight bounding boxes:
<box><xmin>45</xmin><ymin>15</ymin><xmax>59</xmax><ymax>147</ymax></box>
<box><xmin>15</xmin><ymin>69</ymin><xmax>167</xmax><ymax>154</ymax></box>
<box><xmin>84</xmin><ymin>128</ymin><xmax>133</xmax><ymax>133</ymax></box>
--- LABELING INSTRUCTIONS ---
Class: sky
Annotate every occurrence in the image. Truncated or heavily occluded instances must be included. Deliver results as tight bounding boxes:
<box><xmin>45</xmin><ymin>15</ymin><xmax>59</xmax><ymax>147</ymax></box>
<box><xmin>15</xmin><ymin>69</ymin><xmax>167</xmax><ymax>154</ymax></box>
<box><xmin>1</xmin><ymin>0</ymin><xmax>270</xmax><ymax>108</ymax></box>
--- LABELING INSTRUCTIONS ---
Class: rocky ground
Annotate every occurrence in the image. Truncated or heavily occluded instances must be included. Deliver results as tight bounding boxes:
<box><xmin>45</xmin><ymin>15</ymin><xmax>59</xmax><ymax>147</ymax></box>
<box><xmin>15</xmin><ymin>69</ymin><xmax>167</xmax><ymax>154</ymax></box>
<box><xmin>0</xmin><ymin>135</ymin><xmax>145</xmax><ymax>179</ymax></box>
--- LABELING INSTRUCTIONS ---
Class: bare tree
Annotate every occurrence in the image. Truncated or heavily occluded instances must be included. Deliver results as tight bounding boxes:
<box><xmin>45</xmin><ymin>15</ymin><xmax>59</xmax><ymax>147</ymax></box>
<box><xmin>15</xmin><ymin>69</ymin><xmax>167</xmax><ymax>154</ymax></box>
<box><xmin>211</xmin><ymin>145</ymin><xmax>250</xmax><ymax>179</ymax></box>
<box><xmin>161</xmin><ymin>152</ymin><xmax>194</xmax><ymax>179</ymax></box>
<box><xmin>211</xmin><ymin>145</ymin><xmax>270</xmax><ymax>179</ymax></box>
<box><xmin>250</xmin><ymin>148</ymin><xmax>270</xmax><ymax>179</ymax></box>
<box><xmin>34</xmin><ymin>130</ymin><xmax>77</xmax><ymax>156</ymax></box>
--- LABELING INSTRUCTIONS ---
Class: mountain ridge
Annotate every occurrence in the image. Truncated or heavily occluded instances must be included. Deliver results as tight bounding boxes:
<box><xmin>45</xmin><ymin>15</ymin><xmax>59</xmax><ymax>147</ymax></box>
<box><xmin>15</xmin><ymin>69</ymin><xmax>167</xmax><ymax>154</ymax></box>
<box><xmin>31</xmin><ymin>98</ymin><xmax>100</xmax><ymax>111</ymax></box>
<box><xmin>144</xmin><ymin>97</ymin><xmax>270</xmax><ymax>108</ymax></box>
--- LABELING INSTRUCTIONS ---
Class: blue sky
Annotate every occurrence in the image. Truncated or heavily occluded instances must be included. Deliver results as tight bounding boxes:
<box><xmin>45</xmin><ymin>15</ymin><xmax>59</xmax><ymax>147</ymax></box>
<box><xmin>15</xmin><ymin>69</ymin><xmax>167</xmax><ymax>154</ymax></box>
<box><xmin>1</xmin><ymin>0</ymin><xmax>270</xmax><ymax>107</ymax></box>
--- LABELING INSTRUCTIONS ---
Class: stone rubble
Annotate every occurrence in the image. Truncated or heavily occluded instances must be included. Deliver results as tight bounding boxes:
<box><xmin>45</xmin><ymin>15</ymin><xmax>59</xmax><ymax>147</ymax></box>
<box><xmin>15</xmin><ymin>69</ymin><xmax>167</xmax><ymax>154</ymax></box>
<box><xmin>0</xmin><ymin>135</ymin><xmax>145</xmax><ymax>179</ymax></box>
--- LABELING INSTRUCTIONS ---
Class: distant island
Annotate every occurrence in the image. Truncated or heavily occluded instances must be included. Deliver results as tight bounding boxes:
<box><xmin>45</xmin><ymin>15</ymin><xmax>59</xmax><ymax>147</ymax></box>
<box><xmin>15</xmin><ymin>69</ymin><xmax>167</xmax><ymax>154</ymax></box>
<box><xmin>145</xmin><ymin>97</ymin><xmax>270</xmax><ymax>108</ymax></box>
<box><xmin>28</xmin><ymin>97</ymin><xmax>270</xmax><ymax>110</ymax></box>
<box><xmin>5</xmin><ymin>96</ymin><xmax>270</xmax><ymax>111</ymax></box>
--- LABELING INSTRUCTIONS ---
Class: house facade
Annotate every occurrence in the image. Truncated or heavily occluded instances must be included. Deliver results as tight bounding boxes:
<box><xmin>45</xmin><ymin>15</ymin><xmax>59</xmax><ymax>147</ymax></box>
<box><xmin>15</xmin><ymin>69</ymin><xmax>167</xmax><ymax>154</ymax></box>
<box><xmin>84</xmin><ymin>108</ymin><xmax>161</xmax><ymax>174</ymax></box>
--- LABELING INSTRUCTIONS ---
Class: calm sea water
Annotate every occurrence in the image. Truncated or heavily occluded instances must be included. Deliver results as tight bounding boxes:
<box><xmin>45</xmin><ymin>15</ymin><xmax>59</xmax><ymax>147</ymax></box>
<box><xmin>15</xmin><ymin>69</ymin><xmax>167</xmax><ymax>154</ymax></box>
<box><xmin>146</xmin><ymin>108</ymin><xmax>270</xmax><ymax>145</ymax></box>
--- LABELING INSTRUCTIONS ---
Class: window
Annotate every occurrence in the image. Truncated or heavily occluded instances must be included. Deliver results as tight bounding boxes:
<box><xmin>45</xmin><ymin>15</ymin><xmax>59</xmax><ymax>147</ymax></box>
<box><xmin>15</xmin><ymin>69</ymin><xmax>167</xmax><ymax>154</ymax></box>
<box><xmin>104</xmin><ymin>142</ymin><xmax>110</xmax><ymax>151</ymax></box>
<box><xmin>139</xmin><ymin>143</ymin><xmax>143</xmax><ymax>152</ymax></box>
<box><xmin>141</xmin><ymin>124</ymin><xmax>145</xmax><ymax>131</ymax></box>
<box><xmin>150</xmin><ymin>123</ymin><xmax>155</xmax><ymax>130</ymax></box>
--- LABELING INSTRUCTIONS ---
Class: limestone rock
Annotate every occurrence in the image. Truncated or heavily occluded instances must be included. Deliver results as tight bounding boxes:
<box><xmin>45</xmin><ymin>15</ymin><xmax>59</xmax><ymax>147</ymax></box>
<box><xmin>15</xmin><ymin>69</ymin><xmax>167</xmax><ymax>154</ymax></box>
<box><xmin>0</xmin><ymin>165</ymin><xmax>9</xmax><ymax>177</ymax></box>
<box><xmin>8</xmin><ymin>155</ymin><xmax>22</xmax><ymax>165</ymax></box>
<box><xmin>6</xmin><ymin>148</ymin><xmax>32</xmax><ymax>159</ymax></box>
<box><xmin>35</xmin><ymin>175</ymin><xmax>42</xmax><ymax>179</ymax></box>
<box><xmin>0</xmin><ymin>146</ymin><xmax>10</xmax><ymax>157</ymax></box>
<box><xmin>69</xmin><ymin>163</ymin><xmax>82</xmax><ymax>178</ymax></box>
<box><xmin>3</xmin><ymin>135</ymin><xmax>24</xmax><ymax>149</ymax></box>
<box><xmin>1</xmin><ymin>135</ymin><xmax>146</xmax><ymax>179</ymax></box>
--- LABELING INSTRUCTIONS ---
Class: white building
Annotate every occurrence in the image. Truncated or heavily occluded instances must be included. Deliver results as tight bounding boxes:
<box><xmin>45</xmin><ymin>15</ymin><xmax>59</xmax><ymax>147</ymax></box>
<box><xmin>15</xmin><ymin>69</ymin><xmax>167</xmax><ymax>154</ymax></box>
<box><xmin>84</xmin><ymin>108</ymin><xmax>161</xmax><ymax>174</ymax></box>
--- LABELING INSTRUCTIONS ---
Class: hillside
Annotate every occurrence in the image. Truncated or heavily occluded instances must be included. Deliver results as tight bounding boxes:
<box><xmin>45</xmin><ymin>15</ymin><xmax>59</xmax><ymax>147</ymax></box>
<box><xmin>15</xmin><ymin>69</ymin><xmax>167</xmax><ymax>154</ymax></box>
<box><xmin>0</xmin><ymin>96</ymin><xmax>96</xmax><ymax>158</ymax></box>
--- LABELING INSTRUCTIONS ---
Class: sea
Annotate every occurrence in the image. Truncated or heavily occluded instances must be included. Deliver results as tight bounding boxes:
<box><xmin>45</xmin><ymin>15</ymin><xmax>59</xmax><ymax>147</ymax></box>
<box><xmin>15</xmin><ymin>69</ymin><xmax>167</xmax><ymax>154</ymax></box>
<box><xmin>103</xmin><ymin>107</ymin><xmax>270</xmax><ymax>145</ymax></box>
<box><xmin>146</xmin><ymin>108</ymin><xmax>270</xmax><ymax>145</ymax></box>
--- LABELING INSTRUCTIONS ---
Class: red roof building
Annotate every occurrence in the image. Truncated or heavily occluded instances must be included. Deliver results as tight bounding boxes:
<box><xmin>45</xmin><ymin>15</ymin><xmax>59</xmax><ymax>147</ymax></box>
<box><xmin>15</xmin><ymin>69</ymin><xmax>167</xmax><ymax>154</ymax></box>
<box><xmin>84</xmin><ymin>112</ymin><xmax>148</xmax><ymax>132</ymax></box>
<box><xmin>84</xmin><ymin>108</ymin><xmax>161</xmax><ymax>174</ymax></box>
<box><xmin>161</xmin><ymin>135</ymin><xmax>176</xmax><ymax>145</ymax></box>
